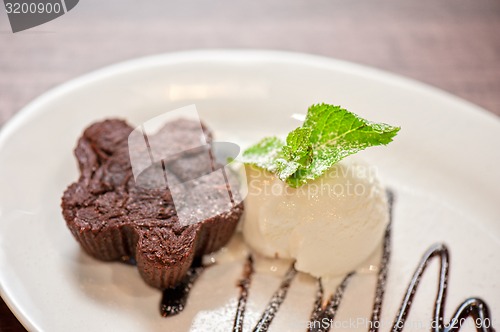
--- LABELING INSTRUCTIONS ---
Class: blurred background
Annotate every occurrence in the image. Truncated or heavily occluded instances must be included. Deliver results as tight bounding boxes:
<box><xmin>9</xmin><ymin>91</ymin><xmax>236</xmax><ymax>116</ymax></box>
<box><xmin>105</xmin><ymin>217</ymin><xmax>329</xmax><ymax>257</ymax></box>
<box><xmin>1</xmin><ymin>0</ymin><xmax>500</xmax><ymax>128</ymax></box>
<box><xmin>0</xmin><ymin>0</ymin><xmax>499</xmax><ymax>330</ymax></box>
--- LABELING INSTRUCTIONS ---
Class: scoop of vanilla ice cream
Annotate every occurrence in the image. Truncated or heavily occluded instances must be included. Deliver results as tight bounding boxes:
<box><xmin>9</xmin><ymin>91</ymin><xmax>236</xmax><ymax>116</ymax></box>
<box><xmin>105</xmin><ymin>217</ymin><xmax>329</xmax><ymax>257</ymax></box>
<box><xmin>242</xmin><ymin>157</ymin><xmax>389</xmax><ymax>278</ymax></box>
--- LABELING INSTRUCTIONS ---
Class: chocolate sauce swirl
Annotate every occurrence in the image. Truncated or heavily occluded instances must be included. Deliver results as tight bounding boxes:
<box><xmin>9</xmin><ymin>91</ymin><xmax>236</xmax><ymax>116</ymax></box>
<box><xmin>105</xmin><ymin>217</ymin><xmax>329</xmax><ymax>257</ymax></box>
<box><xmin>160</xmin><ymin>190</ymin><xmax>495</xmax><ymax>332</ymax></box>
<box><xmin>369</xmin><ymin>191</ymin><xmax>394</xmax><ymax>332</ymax></box>
<box><xmin>160</xmin><ymin>258</ymin><xmax>206</xmax><ymax>317</ymax></box>
<box><xmin>232</xmin><ymin>256</ymin><xmax>298</xmax><ymax>332</ymax></box>
<box><xmin>391</xmin><ymin>244</ymin><xmax>494</xmax><ymax>332</ymax></box>
<box><xmin>369</xmin><ymin>192</ymin><xmax>494</xmax><ymax>332</ymax></box>
<box><xmin>252</xmin><ymin>264</ymin><xmax>297</xmax><ymax>332</ymax></box>
<box><xmin>233</xmin><ymin>255</ymin><xmax>255</xmax><ymax>332</ymax></box>
<box><xmin>308</xmin><ymin>273</ymin><xmax>355</xmax><ymax>332</ymax></box>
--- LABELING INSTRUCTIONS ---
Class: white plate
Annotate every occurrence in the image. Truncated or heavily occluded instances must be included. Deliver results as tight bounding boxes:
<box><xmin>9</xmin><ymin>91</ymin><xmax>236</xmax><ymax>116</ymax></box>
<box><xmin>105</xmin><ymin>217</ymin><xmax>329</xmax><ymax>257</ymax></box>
<box><xmin>0</xmin><ymin>50</ymin><xmax>499</xmax><ymax>332</ymax></box>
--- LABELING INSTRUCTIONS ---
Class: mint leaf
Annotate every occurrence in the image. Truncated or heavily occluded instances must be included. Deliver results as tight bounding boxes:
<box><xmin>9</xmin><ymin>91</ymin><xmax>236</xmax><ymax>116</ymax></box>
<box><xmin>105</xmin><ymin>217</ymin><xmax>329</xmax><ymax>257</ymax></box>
<box><xmin>282</xmin><ymin>127</ymin><xmax>312</xmax><ymax>167</ymax></box>
<box><xmin>240</xmin><ymin>136</ymin><xmax>284</xmax><ymax>172</ymax></box>
<box><xmin>240</xmin><ymin>103</ymin><xmax>400</xmax><ymax>187</ymax></box>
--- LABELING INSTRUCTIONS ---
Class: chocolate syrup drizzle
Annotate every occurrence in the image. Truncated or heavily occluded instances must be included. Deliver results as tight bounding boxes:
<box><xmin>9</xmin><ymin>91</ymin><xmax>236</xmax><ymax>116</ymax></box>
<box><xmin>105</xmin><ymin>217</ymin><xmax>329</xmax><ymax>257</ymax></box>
<box><xmin>230</xmin><ymin>191</ymin><xmax>495</xmax><ymax>332</ymax></box>
<box><xmin>252</xmin><ymin>264</ymin><xmax>297</xmax><ymax>331</ymax></box>
<box><xmin>369</xmin><ymin>191</ymin><xmax>394</xmax><ymax>332</ymax></box>
<box><xmin>390</xmin><ymin>244</ymin><xmax>493</xmax><ymax>332</ymax></box>
<box><xmin>160</xmin><ymin>258</ymin><xmax>206</xmax><ymax>317</ymax></box>
<box><xmin>161</xmin><ymin>190</ymin><xmax>495</xmax><ymax>332</ymax></box>
<box><xmin>233</xmin><ymin>255</ymin><xmax>255</xmax><ymax>332</ymax></box>
<box><xmin>369</xmin><ymin>192</ymin><xmax>494</xmax><ymax>332</ymax></box>
<box><xmin>308</xmin><ymin>273</ymin><xmax>354</xmax><ymax>332</ymax></box>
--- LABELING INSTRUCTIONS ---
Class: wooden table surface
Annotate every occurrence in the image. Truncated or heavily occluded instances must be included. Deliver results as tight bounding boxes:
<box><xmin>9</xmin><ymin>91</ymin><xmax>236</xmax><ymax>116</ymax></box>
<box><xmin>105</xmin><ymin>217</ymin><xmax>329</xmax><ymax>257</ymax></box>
<box><xmin>0</xmin><ymin>0</ymin><xmax>499</xmax><ymax>330</ymax></box>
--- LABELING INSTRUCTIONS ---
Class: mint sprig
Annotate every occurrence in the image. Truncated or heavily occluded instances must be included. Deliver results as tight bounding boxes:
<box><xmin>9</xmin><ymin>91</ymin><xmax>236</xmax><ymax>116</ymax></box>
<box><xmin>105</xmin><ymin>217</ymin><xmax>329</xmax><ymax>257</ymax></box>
<box><xmin>240</xmin><ymin>103</ymin><xmax>400</xmax><ymax>187</ymax></box>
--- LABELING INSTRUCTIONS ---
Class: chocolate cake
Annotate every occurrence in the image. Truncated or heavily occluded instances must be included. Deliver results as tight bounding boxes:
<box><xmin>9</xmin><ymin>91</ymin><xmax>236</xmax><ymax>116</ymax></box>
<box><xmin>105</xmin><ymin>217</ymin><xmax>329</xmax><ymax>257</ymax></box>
<box><xmin>61</xmin><ymin>118</ymin><xmax>243</xmax><ymax>289</ymax></box>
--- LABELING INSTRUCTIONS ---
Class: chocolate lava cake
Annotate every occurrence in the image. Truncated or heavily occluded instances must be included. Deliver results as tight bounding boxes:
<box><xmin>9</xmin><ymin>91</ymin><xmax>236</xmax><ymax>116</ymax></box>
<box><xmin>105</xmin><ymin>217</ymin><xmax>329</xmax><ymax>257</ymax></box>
<box><xmin>61</xmin><ymin>118</ymin><xmax>243</xmax><ymax>289</ymax></box>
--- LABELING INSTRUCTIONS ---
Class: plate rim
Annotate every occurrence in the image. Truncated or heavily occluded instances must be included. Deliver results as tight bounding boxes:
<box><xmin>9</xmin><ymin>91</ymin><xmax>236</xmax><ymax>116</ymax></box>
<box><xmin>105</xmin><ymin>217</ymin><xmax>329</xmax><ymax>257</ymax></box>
<box><xmin>1</xmin><ymin>49</ymin><xmax>498</xmax><ymax>148</ymax></box>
